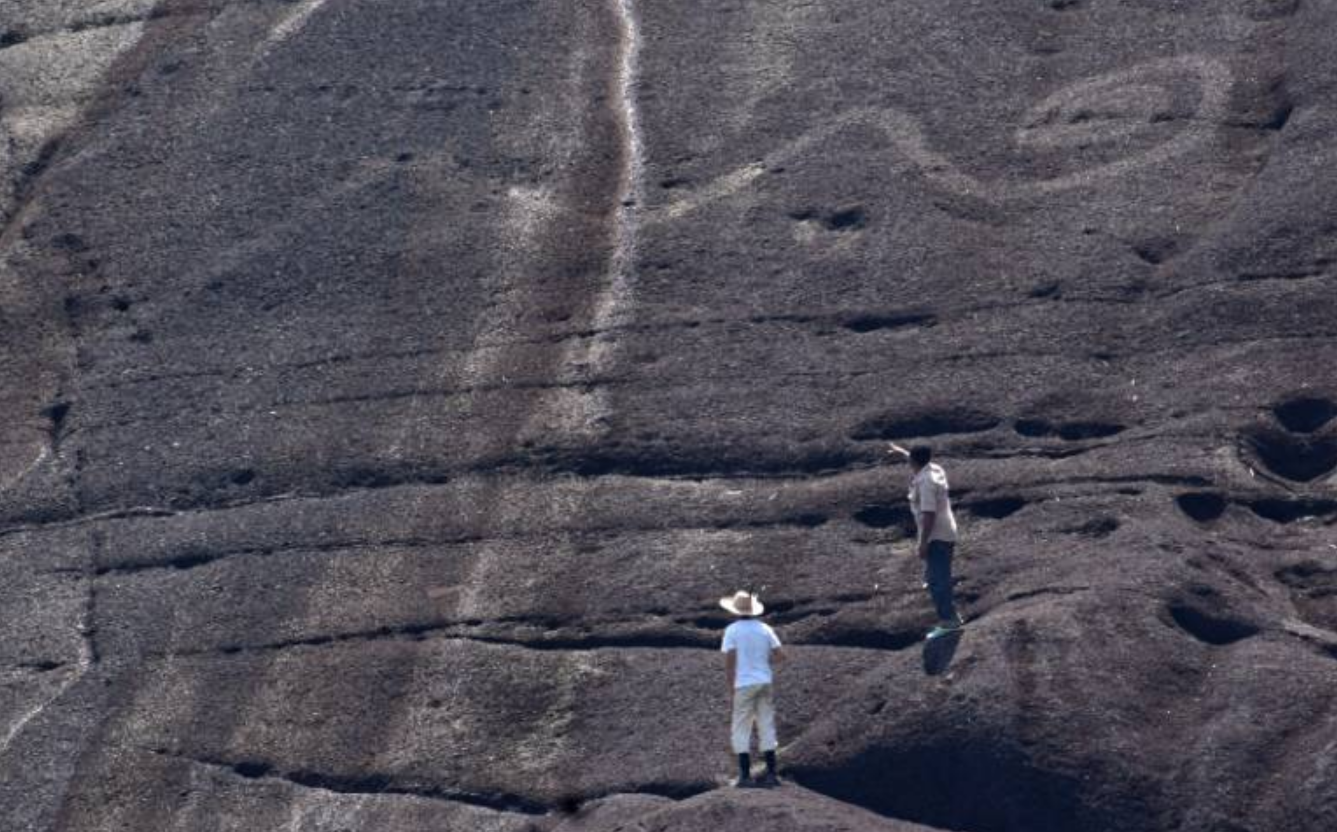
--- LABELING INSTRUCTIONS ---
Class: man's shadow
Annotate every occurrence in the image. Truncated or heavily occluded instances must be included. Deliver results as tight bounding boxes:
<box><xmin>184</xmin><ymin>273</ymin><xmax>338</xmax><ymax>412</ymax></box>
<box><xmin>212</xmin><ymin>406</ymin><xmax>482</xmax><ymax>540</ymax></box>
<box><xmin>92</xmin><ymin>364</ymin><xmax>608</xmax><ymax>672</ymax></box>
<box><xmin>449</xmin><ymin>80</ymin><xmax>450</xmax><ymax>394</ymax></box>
<box><xmin>922</xmin><ymin>630</ymin><xmax>962</xmax><ymax>676</ymax></box>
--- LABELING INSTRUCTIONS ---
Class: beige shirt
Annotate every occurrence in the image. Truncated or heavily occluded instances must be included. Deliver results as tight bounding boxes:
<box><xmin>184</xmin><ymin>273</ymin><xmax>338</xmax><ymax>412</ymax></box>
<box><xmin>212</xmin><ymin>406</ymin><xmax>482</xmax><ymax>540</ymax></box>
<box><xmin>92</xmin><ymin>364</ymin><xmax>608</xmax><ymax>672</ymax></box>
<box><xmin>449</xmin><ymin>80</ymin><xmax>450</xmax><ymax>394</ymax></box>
<box><xmin>909</xmin><ymin>463</ymin><xmax>958</xmax><ymax>543</ymax></box>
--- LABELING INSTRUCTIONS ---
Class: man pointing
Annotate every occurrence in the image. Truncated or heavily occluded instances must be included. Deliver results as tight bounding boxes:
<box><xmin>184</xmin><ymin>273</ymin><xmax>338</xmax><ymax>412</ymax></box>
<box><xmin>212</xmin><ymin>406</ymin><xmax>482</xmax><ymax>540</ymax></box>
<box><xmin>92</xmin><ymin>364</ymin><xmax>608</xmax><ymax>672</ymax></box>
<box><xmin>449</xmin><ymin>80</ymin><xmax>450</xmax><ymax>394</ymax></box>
<box><xmin>890</xmin><ymin>443</ymin><xmax>965</xmax><ymax>639</ymax></box>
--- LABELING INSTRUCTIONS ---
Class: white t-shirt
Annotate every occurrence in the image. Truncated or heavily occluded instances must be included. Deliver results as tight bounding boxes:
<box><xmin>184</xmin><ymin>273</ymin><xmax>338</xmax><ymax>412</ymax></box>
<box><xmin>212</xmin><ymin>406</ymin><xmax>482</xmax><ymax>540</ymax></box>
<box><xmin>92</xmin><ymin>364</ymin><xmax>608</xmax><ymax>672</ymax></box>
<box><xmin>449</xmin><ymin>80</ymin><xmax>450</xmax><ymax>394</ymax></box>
<box><xmin>721</xmin><ymin>619</ymin><xmax>781</xmax><ymax>688</ymax></box>
<box><xmin>909</xmin><ymin>462</ymin><xmax>958</xmax><ymax>543</ymax></box>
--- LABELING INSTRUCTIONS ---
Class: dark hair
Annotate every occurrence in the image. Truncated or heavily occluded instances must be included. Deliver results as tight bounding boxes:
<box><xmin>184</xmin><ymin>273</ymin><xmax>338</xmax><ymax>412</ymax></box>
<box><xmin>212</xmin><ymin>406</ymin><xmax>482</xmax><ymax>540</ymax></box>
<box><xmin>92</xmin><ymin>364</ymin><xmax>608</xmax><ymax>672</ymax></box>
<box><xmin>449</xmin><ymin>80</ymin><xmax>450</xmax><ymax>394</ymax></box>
<box><xmin>910</xmin><ymin>445</ymin><xmax>933</xmax><ymax>467</ymax></box>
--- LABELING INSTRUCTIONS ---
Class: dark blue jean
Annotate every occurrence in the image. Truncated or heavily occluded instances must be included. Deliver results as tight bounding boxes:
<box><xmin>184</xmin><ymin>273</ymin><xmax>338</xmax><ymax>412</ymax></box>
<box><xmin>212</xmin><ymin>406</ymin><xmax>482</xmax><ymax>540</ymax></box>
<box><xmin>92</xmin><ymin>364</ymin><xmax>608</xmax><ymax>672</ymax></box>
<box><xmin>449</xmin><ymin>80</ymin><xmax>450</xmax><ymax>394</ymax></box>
<box><xmin>924</xmin><ymin>540</ymin><xmax>958</xmax><ymax>622</ymax></box>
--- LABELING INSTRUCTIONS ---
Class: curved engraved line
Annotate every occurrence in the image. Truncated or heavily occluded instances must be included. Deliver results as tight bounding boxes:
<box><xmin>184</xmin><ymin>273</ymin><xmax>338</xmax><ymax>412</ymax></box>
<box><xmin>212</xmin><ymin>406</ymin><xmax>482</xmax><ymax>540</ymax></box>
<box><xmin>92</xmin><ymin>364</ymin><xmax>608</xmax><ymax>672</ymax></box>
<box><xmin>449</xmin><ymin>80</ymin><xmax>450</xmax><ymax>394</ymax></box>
<box><xmin>0</xmin><ymin>576</ymin><xmax>92</xmax><ymax>757</ymax></box>
<box><xmin>0</xmin><ymin>444</ymin><xmax>49</xmax><ymax>495</ymax></box>
<box><xmin>649</xmin><ymin>55</ymin><xmax>1231</xmax><ymax>222</ymax></box>
<box><xmin>265</xmin><ymin>0</ymin><xmax>331</xmax><ymax>50</ymax></box>
<box><xmin>1022</xmin><ymin>56</ymin><xmax>1231</xmax><ymax>195</ymax></box>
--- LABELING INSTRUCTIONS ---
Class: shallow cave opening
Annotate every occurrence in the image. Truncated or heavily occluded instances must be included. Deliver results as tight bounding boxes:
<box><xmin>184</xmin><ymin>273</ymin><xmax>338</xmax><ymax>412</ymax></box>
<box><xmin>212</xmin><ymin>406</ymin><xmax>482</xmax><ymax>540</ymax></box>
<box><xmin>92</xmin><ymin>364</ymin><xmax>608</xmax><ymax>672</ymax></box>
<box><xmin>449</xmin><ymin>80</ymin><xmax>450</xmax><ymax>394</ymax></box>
<box><xmin>1014</xmin><ymin>419</ymin><xmax>1125</xmax><ymax>440</ymax></box>
<box><xmin>1246</xmin><ymin>498</ymin><xmax>1337</xmax><ymax>524</ymax></box>
<box><xmin>966</xmin><ymin>496</ymin><xmax>1028</xmax><ymax>520</ymax></box>
<box><xmin>852</xmin><ymin>504</ymin><xmax>915</xmax><ymax>534</ymax></box>
<box><xmin>1246</xmin><ymin>430</ymin><xmax>1337</xmax><ymax>482</ymax></box>
<box><xmin>1166</xmin><ymin>602</ymin><xmax>1260</xmax><ymax>646</ymax></box>
<box><xmin>1014</xmin><ymin>418</ymin><xmax>1054</xmax><ymax>437</ymax></box>
<box><xmin>801</xmin><ymin>624</ymin><xmax>922</xmax><ymax>652</ymax></box>
<box><xmin>1057</xmin><ymin>422</ymin><xmax>1125</xmax><ymax>440</ymax></box>
<box><xmin>824</xmin><ymin>207</ymin><xmax>867</xmax><ymax>231</ymax></box>
<box><xmin>1176</xmin><ymin>492</ymin><xmax>1227</xmax><ymax>523</ymax></box>
<box><xmin>790</xmin><ymin>732</ymin><xmax>1152</xmax><ymax>832</ymax></box>
<box><xmin>1273</xmin><ymin>397</ymin><xmax>1337</xmax><ymax>434</ymax></box>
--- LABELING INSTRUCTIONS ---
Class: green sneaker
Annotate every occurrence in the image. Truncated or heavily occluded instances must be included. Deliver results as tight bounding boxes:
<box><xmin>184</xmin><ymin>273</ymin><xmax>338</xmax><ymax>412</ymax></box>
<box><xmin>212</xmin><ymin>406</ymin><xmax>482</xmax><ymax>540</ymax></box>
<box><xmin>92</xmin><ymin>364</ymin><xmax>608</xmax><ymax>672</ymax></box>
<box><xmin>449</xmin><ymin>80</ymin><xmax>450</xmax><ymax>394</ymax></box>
<box><xmin>926</xmin><ymin>620</ymin><xmax>964</xmax><ymax>640</ymax></box>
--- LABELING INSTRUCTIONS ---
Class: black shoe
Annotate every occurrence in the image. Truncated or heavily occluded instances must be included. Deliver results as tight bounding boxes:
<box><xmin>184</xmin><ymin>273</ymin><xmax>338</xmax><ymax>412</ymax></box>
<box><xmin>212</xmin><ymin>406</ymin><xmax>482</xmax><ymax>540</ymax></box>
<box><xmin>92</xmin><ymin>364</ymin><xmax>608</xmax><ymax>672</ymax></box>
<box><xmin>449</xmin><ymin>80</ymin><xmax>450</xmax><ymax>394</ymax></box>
<box><xmin>757</xmin><ymin>772</ymin><xmax>782</xmax><ymax>788</ymax></box>
<box><xmin>732</xmin><ymin>776</ymin><xmax>757</xmax><ymax>788</ymax></box>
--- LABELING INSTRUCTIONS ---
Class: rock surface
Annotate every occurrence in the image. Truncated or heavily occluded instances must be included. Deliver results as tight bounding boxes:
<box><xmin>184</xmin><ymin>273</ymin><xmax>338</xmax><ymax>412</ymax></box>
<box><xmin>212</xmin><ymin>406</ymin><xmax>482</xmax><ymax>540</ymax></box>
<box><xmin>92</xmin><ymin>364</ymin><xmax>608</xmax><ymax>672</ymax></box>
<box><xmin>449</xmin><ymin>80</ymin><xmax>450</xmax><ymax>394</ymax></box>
<box><xmin>3</xmin><ymin>1</ymin><xmax>1337</xmax><ymax>831</ymax></box>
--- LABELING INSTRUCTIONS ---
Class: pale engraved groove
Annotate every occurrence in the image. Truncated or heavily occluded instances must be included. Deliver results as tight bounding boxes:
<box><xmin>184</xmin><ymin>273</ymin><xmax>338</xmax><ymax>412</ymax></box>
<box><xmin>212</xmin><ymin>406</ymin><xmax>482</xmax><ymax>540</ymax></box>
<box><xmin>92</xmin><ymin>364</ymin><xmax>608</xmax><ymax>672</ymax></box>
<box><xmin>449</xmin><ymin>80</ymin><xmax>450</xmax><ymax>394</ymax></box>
<box><xmin>0</xmin><ymin>571</ymin><xmax>94</xmax><ymax>757</ymax></box>
<box><xmin>0</xmin><ymin>443</ymin><xmax>49</xmax><ymax>495</ymax></box>
<box><xmin>264</xmin><ymin>0</ymin><xmax>330</xmax><ymax>50</ymax></box>
<box><xmin>527</xmin><ymin>0</ymin><xmax>645</xmax><ymax>444</ymax></box>
<box><xmin>651</xmin><ymin>55</ymin><xmax>1233</xmax><ymax>224</ymax></box>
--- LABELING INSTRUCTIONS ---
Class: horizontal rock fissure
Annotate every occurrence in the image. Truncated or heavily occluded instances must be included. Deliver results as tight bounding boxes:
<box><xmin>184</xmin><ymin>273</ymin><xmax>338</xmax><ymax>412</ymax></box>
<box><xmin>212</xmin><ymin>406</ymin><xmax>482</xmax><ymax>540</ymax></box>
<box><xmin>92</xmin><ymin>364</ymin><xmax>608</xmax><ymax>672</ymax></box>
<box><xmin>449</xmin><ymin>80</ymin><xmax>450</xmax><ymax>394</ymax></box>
<box><xmin>1002</xmin><ymin>586</ymin><xmax>1093</xmax><ymax>603</ymax></box>
<box><xmin>1245</xmin><ymin>498</ymin><xmax>1337</xmax><ymax>524</ymax></box>
<box><xmin>449</xmin><ymin>631</ymin><xmax>712</xmax><ymax>652</ymax></box>
<box><xmin>1153</xmin><ymin>269</ymin><xmax>1332</xmax><ymax>298</ymax></box>
<box><xmin>14</xmin><ymin>468</ymin><xmax>1217</xmax><ymax>558</ymax></box>
<box><xmin>283</xmin><ymin>376</ymin><xmax>635</xmax><ymax>410</ymax></box>
<box><xmin>850</xmin><ymin>410</ymin><xmax>1002</xmax><ymax>441</ymax></box>
<box><xmin>94</xmin><ymin>534</ymin><xmax>484</xmax><ymax>576</ymax></box>
<box><xmin>78</xmin><ymin>378</ymin><xmax>634</xmax><ymax>434</ymax></box>
<box><xmin>93</xmin><ymin>511</ymin><xmax>849</xmax><ymax>577</ymax></box>
<box><xmin>5</xmin><ymin>659</ymin><xmax>75</xmax><ymax>674</ymax></box>
<box><xmin>162</xmin><ymin>620</ymin><xmax>923</xmax><ymax>660</ymax></box>
<box><xmin>83</xmin><ymin>307</ymin><xmax>931</xmax><ymax>395</ymax></box>
<box><xmin>141</xmin><ymin>590</ymin><xmax>911</xmax><ymax>660</ymax></box>
<box><xmin>146</xmin><ymin>748</ymin><xmax>550</xmax><ymax>815</ymax></box>
<box><xmin>60</xmin><ymin>448</ymin><xmax>879</xmax><ymax>520</ymax></box>
<box><xmin>158</xmin><ymin>621</ymin><xmax>715</xmax><ymax>660</ymax></box>
<box><xmin>940</xmin><ymin>331</ymin><xmax>1337</xmax><ymax>364</ymax></box>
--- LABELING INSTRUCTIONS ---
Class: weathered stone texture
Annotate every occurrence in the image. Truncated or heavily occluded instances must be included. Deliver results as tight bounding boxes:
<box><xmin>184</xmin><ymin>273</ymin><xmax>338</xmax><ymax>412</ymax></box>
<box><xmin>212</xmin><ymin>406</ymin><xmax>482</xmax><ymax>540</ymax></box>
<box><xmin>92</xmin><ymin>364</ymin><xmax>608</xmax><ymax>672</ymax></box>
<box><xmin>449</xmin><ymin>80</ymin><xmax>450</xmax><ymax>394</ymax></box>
<box><xmin>2</xmin><ymin>1</ymin><xmax>1336</xmax><ymax>830</ymax></box>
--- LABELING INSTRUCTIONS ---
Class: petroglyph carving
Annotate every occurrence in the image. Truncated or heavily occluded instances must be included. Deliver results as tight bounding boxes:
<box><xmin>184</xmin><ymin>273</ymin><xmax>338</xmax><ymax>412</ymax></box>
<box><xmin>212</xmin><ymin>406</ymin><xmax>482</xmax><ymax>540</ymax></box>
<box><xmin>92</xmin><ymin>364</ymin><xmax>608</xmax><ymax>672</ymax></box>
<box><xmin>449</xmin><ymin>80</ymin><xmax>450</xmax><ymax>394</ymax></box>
<box><xmin>653</xmin><ymin>56</ymin><xmax>1232</xmax><ymax>223</ymax></box>
<box><xmin>533</xmin><ymin>0</ymin><xmax>645</xmax><ymax>442</ymax></box>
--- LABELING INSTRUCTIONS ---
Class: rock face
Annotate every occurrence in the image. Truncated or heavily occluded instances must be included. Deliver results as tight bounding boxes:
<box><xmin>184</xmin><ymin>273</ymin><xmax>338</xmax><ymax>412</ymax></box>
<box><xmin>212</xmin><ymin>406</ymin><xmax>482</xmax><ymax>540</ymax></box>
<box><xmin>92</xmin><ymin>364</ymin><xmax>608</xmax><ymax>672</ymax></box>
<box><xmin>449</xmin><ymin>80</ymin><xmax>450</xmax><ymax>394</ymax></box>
<box><xmin>3</xmin><ymin>1</ymin><xmax>1337</xmax><ymax>830</ymax></box>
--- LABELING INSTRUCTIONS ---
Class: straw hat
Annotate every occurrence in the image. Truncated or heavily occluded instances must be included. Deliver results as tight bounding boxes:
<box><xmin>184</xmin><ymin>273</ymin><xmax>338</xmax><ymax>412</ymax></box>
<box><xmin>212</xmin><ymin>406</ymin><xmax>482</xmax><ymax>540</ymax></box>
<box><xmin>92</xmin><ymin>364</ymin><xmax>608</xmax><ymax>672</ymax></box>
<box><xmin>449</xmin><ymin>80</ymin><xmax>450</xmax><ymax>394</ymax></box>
<box><xmin>719</xmin><ymin>590</ymin><xmax>764</xmax><ymax>616</ymax></box>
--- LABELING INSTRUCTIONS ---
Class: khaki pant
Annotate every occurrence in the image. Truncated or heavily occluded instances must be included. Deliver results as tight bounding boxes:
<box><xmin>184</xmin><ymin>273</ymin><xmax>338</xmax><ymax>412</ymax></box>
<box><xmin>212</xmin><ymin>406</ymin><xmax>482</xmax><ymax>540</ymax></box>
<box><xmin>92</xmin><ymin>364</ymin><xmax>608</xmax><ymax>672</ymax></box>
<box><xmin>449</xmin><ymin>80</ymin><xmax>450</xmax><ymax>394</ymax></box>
<box><xmin>731</xmin><ymin>683</ymin><xmax>777</xmax><ymax>754</ymax></box>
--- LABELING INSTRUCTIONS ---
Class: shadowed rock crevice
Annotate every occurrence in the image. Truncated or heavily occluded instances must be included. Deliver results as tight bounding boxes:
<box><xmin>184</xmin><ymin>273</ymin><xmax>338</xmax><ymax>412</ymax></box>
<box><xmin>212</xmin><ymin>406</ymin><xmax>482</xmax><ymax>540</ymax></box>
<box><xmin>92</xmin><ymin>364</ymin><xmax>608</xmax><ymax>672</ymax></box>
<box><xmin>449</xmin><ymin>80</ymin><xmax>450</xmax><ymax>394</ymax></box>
<box><xmin>1276</xmin><ymin>562</ymin><xmax>1337</xmax><ymax>632</ymax></box>
<box><xmin>177</xmin><ymin>620</ymin><xmax>723</xmax><ymax>659</ymax></box>
<box><xmin>147</xmin><ymin>748</ymin><xmax>552</xmax><ymax>815</ymax></box>
<box><xmin>92</xmin><ymin>511</ymin><xmax>839</xmax><ymax>578</ymax></box>
<box><xmin>1176</xmin><ymin>492</ymin><xmax>1227</xmax><ymax>523</ymax></box>
<box><xmin>1273</xmin><ymin>396</ymin><xmax>1337</xmax><ymax>433</ymax></box>
<box><xmin>41</xmin><ymin>401</ymin><xmax>71</xmax><ymax>454</ymax></box>
<box><xmin>963</xmin><ymin>496</ymin><xmax>1028</xmax><ymax>520</ymax></box>
<box><xmin>795</xmin><ymin>627</ymin><xmax>922</xmax><ymax>652</ymax></box>
<box><xmin>850</xmin><ymin>410</ymin><xmax>1001</xmax><ymax>441</ymax></box>
<box><xmin>1244</xmin><ymin>429</ymin><xmax>1337</xmax><ymax>482</ymax></box>
<box><xmin>790</xmin><ymin>734</ymin><xmax>1150</xmax><ymax>832</ymax></box>
<box><xmin>851</xmin><ymin>504</ymin><xmax>915</xmax><ymax>533</ymax></box>
<box><xmin>840</xmin><ymin>312</ymin><xmax>938</xmax><ymax>333</ymax></box>
<box><xmin>530</xmin><ymin>444</ymin><xmax>865</xmax><ymax>479</ymax></box>
<box><xmin>1245</xmin><ymin>498</ymin><xmax>1337</xmax><ymax>523</ymax></box>
<box><xmin>789</xmin><ymin>206</ymin><xmax>868</xmax><ymax>232</ymax></box>
<box><xmin>1014</xmin><ymin>419</ymin><xmax>1125</xmax><ymax>440</ymax></box>
<box><xmin>1165</xmin><ymin>599</ymin><xmax>1261</xmax><ymax>646</ymax></box>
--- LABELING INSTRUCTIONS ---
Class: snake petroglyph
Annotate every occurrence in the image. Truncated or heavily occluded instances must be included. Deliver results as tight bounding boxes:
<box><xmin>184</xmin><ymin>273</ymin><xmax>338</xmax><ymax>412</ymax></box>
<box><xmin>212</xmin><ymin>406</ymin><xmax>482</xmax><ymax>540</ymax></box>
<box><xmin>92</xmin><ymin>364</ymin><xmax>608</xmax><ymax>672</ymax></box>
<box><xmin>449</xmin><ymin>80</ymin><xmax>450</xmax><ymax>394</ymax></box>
<box><xmin>649</xmin><ymin>55</ymin><xmax>1233</xmax><ymax>225</ymax></box>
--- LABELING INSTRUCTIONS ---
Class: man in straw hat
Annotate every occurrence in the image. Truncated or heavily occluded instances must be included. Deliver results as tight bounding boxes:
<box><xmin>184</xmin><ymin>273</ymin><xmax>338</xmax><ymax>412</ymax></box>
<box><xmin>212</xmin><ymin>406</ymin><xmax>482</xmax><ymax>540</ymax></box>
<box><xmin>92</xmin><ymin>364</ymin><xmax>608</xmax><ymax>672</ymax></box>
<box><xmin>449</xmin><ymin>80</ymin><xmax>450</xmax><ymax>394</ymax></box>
<box><xmin>720</xmin><ymin>589</ymin><xmax>784</xmax><ymax>787</ymax></box>
<box><xmin>889</xmin><ymin>442</ymin><xmax>965</xmax><ymax>640</ymax></box>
